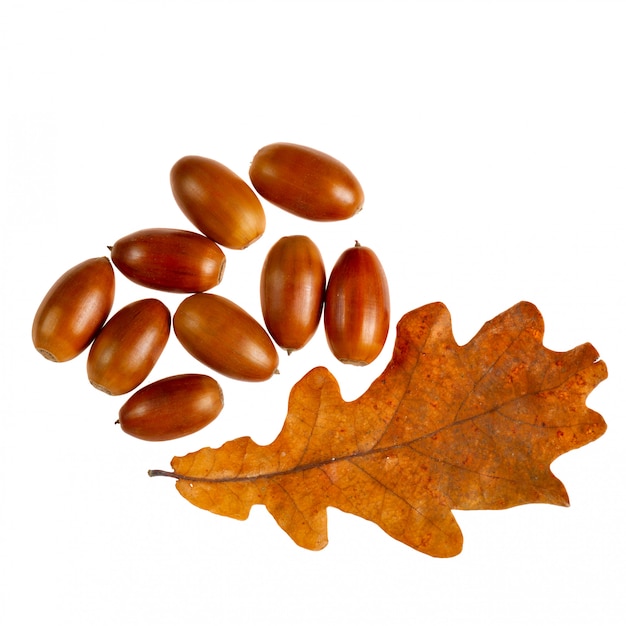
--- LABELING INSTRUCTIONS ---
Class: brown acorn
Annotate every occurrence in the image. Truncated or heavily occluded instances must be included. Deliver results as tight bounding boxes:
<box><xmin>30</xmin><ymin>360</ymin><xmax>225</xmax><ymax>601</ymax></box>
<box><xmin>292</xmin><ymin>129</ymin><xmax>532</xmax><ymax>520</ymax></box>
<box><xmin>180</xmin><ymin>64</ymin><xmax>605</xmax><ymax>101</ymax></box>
<box><xmin>249</xmin><ymin>142</ymin><xmax>364</xmax><ymax>221</ymax></box>
<box><xmin>117</xmin><ymin>374</ymin><xmax>223</xmax><ymax>441</ymax></box>
<box><xmin>87</xmin><ymin>299</ymin><xmax>171</xmax><ymax>395</ymax></box>
<box><xmin>170</xmin><ymin>155</ymin><xmax>265</xmax><ymax>249</ymax></box>
<box><xmin>324</xmin><ymin>242</ymin><xmax>390</xmax><ymax>365</ymax></box>
<box><xmin>260</xmin><ymin>235</ymin><xmax>326</xmax><ymax>353</ymax></box>
<box><xmin>110</xmin><ymin>228</ymin><xmax>225</xmax><ymax>293</ymax></box>
<box><xmin>32</xmin><ymin>257</ymin><xmax>115</xmax><ymax>362</ymax></box>
<box><xmin>173</xmin><ymin>293</ymin><xmax>279</xmax><ymax>382</ymax></box>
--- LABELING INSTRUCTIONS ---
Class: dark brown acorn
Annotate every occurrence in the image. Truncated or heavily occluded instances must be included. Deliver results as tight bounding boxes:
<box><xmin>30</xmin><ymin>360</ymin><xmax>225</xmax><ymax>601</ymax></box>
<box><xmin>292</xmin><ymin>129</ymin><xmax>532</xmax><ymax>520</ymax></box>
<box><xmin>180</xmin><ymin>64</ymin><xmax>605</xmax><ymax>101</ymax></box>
<box><xmin>249</xmin><ymin>142</ymin><xmax>364</xmax><ymax>221</ymax></box>
<box><xmin>118</xmin><ymin>374</ymin><xmax>223</xmax><ymax>441</ymax></box>
<box><xmin>173</xmin><ymin>293</ymin><xmax>279</xmax><ymax>382</ymax></box>
<box><xmin>87</xmin><ymin>298</ymin><xmax>171</xmax><ymax>395</ymax></box>
<box><xmin>260</xmin><ymin>235</ymin><xmax>326</xmax><ymax>353</ymax></box>
<box><xmin>170</xmin><ymin>155</ymin><xmax>265</xmax><ymax>249</ymax></box>
<box><xmin>324</xmin><ymin>242</ymin><xmax>390</xmax><ymax>365</ymax></box>
<box><xmin>110</xmin><ymin>228</ymin><xmax>225</xmax><ymax>293</ymax></box>
<box><xmin>32</xmin><ymin>257</ymin><xmax>115</xmax><ymax>362</ymax></box>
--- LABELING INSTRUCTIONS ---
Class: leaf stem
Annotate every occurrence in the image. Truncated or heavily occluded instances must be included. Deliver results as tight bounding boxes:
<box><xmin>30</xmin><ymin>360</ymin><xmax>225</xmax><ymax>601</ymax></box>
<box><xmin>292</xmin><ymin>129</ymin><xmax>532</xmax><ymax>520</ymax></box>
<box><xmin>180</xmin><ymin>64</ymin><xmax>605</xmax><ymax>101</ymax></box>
<box><xmin>147</xmin><ymin>469</ymin><xmax>180</xmax><ymax>479</ymax></box>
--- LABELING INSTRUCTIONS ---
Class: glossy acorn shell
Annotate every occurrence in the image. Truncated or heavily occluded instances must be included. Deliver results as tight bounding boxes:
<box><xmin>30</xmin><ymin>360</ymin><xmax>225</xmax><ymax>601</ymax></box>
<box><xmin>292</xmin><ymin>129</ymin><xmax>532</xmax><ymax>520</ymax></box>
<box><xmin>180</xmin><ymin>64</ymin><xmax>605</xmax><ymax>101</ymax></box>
<box><xmin>32</xmin><ymin>257</ymin><xmax>115</xmax><ymax>362</ymax></box>
<box><xmin>324</xmin><ymin>243</ymin><xmax>390</xmax><ymax>365</ymax></box>
<box><xmin>87</xmin><ymin>298</ymin><xmax>171</xmax><ymax>395</ymax></box>
<box><xmin>118</xmin><ymin>374</ymin><xmax>224</xmax><ymax>441</ymax></box>
<box><xmin>173</xmin><ymin>293</ymin><xmax>279</xmax><ymax>382</ymax></box>
<box><xmin>170</xmin><ymin>155</ymin><xmax>266</xmax><ymax>249</ymax></box>
<box><xmin>249</xmin><ymin>142</ymin><xmax>364</xmax><ymax>221</ymax></box>
<box><xmin>110</xmin><ymin>228</ymin><xmax>226</xmax><ymax>293</ymax></box>
<box><xmin>260</xmin><ymin>235</ymin><xmax>326</xmax><ymax>353</ymax></box>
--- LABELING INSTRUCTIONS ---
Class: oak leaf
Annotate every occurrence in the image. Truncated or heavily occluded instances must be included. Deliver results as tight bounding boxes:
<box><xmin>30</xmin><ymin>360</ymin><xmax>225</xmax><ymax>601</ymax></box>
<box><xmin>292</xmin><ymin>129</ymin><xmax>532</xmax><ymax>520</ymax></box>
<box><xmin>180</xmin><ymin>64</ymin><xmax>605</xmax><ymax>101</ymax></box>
<box><xmin>149</xmin><ymin>302</ymin><xmax>607</xmax><ymax>557</ymax></box>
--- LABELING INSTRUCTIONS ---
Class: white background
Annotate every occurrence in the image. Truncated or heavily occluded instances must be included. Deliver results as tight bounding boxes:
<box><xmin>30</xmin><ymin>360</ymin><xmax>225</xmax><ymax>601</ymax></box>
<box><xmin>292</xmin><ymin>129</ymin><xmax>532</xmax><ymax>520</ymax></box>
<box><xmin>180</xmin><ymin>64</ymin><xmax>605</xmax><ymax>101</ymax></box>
<box><xmin>2</xmin><ymin>1</ymin><xmax>625</xmax><ymax>624</ymax></box>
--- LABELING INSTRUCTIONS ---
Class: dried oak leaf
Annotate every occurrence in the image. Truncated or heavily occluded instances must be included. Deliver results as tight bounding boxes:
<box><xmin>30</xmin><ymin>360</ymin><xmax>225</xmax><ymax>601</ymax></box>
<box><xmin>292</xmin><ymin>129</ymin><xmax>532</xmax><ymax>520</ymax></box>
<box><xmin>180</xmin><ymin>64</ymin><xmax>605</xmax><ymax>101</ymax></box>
<box><xmin>150</xmin><ymin>302</ymin><xmax>607</xmax><ymax>557</ymax></box>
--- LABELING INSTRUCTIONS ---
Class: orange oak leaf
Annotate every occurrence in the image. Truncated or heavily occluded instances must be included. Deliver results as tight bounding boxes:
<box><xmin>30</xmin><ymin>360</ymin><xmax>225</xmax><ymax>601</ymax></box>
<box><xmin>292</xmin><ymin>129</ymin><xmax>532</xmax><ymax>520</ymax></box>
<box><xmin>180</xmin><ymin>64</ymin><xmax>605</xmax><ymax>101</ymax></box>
<box><xmin>149</xmin><ymin>302</ymin><xmax>607</xmax><ymax>557</ymax></box>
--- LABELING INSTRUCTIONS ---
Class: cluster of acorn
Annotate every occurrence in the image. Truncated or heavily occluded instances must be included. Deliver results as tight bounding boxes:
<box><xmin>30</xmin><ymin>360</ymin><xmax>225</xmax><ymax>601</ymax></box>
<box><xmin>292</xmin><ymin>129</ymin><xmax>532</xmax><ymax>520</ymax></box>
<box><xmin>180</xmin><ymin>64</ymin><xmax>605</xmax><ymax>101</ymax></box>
<box><xmin>31</xmin><ymin>143</ymin><xmax>390</xmax><ymax>442</ymax></box>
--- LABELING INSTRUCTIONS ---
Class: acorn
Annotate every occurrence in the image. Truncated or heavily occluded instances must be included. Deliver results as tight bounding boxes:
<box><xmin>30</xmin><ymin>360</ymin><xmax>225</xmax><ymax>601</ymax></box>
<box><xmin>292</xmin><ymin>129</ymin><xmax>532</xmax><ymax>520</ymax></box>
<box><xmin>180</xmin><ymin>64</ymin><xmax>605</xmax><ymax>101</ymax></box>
<box><xmin>87</xmin><ymin>298</ymin><xmax>171</xmax><ymax>395</ymax></box>
<box><xmin>32</xmin><ymin>257</ymin><xmax>115</xmax><ymax>362</ymax></box>
<box><xmin>170</xmin><ymin>155</ymin><xmax>265</xmax><ymax>249</ymax></box>
<box><xmin>117</xmin><ymin>374</ymin><xmax>224</xmax><ymax>441</ymax></box>
<box><xmin>324</xmin><ymin>242</ymin><xmax>390</xmax><ymax>365</ymax></box>
<box><xmin>249</xmin><ymin>142</ymin><xmax>364</xmax><ymax>221</ymax></box>
<box><xmin>260</xmin><ymin>235</ymin><xmax>326</xmax><ymax>353</ymax></box>
<box><xmin>109</xmin><ymin>227</ymin><xmax>225</xmax><ymax>293</ymax></box>
<box><xmin>173</xmin><ymin>293</ymin><xmax>279</xmax><ymax>382</ymax></box>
